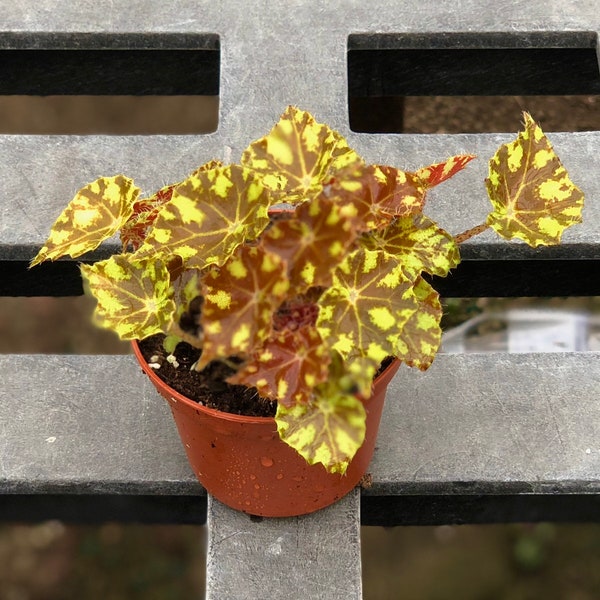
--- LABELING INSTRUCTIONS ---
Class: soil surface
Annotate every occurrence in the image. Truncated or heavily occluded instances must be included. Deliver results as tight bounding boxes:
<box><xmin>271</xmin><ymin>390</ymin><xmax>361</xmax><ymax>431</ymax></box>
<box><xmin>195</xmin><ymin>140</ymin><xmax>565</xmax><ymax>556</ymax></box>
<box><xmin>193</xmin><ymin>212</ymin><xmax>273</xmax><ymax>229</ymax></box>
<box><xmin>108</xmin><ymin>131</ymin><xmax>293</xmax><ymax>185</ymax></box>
<box><xmin>138</xmin><ymin>334</ymin><xmax>277</xmax><ymax>417</ymax></box>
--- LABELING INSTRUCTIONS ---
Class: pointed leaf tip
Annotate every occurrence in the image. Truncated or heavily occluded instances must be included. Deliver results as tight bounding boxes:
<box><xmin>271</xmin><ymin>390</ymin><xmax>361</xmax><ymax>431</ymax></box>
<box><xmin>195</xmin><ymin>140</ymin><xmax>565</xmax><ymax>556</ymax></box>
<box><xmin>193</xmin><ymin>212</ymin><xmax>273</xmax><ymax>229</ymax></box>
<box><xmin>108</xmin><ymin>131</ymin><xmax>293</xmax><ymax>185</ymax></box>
<box><xmin>31</xmin><ymin>175</ymin><xmax>139</xmax><ymax>267</ymax></box>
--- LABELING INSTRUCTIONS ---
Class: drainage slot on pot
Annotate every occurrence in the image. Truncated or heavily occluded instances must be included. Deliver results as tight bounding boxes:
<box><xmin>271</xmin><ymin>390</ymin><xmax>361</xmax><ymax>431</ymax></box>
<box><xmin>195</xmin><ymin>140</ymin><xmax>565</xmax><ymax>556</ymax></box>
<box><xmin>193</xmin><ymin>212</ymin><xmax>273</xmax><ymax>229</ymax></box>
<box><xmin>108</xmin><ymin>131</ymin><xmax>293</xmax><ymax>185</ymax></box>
<box><xmin>347</xmin><ymin>32</ymin><xmax>600</xmax><ymax>133</ymax></box>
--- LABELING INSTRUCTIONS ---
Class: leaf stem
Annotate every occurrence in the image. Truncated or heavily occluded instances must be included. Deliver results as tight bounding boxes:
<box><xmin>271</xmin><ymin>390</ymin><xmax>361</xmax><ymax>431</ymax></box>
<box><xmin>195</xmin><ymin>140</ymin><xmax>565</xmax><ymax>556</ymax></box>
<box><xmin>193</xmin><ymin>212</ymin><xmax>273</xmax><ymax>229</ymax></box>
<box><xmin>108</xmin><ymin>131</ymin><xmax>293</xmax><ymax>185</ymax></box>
<box><xmin>454</xmin><ymin>222</ymin><xmax>490</xmax><ymax>244</ymax></box>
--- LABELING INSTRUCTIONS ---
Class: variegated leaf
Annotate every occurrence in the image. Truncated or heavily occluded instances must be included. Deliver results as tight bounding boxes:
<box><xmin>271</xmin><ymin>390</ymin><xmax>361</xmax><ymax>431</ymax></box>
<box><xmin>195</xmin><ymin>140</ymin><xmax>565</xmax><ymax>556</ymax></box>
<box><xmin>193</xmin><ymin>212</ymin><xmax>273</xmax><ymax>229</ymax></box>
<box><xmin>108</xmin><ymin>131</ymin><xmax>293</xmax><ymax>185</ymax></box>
<box><xmin>81</xmin><ymin>256</ymin><xmax>175</xmax><ymax>340</ymax></box>
<box><xmin>31</xmin><ymin>175</ymin><xmax>139</xmax><ymax>267</ymax></box>
<box><xmin>120</xmin><ymin>184</ymin><xmax>176</xmax><ymax>251</ymax></box>
<box><xmin>414</xmin><ymin>155</ymin><xmax>476</xmax><ymax>188</ymax></box>
<box><xmin>275</xmin><ymin>378</ymin><xmax>366</xmax><ymax>474</ymax></box>
<box><xmin>197</xmin><ymin>245</ymin><xmax>289</xmax><ymax>369</ymax></box>
<box><xmin>241</xmin><ymin>105</ymin><xmax>362</xmax><ymax>203</ymax></box>
<box><xmin>121</xmin><ymin>161</ymin><xmax>224</xmax><ymax>251</ymax></box>
<box><xmin>229</xmin><ymin>325</ymin><xmax>331</xmax><ymax>406</ymax></box>
<box><xmin>325</xmin><ymin>164</ymin><xmax>426</xmax><ymax>231</ymax></box>
<box><xmin>316</xmin><ymin>249</ymin><xmax>418</xmax><ymax>366</ymax></box>
<box><xmin>396</xmin><ymin>277</ymin><xmax>442</xmax><ymax>370</ymax></box>
<box><xmin>135</xmin><ymin>164</ymin><xmax>272</xmax><ymax>268</ymax></box>
<box><xmin>260</xmin><ymin>195</ymin><xmax>358</xmax><ymax>291</ymax></box>
<box><xmin>360</xmin><ymin>214</ymin><xmax>460</xmax><ymax>279</ymax></box>
<box><xmin>486</xmin><ymin>112</ymin><xmax>584</xmax><ymax>246</ymax></box>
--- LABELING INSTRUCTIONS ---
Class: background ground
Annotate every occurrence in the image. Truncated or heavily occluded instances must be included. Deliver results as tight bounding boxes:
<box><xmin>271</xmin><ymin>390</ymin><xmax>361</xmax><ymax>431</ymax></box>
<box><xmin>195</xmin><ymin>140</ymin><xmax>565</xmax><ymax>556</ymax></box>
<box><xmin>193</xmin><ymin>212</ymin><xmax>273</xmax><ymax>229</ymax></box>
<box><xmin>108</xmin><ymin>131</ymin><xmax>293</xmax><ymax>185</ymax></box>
<box><xmin>1</xmin><ymin>93</ymin><xmax>599</xmax><ymax>599</ymax></box>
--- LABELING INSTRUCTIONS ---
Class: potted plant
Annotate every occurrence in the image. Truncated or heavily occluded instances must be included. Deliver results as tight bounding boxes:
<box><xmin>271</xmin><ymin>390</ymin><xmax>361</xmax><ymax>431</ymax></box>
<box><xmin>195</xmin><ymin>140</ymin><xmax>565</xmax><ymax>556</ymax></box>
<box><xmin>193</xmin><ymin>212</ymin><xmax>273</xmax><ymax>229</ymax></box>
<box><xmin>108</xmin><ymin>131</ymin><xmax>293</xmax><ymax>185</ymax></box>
<box><xmin>31</xmin><ymin>106</ymin><xmax>584</xmax><ymax>517</ymax></box>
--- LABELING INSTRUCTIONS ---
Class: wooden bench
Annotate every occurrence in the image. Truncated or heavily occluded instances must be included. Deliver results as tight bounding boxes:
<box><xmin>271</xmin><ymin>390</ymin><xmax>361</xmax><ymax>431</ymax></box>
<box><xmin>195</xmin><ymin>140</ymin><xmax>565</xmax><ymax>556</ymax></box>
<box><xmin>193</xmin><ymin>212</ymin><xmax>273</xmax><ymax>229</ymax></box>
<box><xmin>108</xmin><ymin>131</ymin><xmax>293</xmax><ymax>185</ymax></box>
<box><xmin>1</xmin><ymin>2</ymin><xmax>599</xmax><ymax>598</ymax></box>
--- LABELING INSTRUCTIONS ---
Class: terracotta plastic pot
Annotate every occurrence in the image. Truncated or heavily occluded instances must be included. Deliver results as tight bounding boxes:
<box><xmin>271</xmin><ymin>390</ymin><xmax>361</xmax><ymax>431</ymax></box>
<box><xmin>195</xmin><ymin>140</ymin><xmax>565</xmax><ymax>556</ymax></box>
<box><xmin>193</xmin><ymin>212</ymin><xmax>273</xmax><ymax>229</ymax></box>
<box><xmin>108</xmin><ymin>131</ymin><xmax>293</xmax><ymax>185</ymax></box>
<box><xmin>132</xmin><ymin>340</ymin><xmax>400</xmax><ymax>517</ymax></box>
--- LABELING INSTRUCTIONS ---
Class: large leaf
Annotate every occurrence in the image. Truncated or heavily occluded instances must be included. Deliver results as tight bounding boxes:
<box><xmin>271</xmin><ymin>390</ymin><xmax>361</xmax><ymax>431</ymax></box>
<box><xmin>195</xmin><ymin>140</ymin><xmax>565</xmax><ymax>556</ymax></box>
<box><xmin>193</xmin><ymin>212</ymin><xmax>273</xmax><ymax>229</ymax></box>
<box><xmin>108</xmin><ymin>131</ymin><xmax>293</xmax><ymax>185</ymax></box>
<box><xmin>241</xmin><ymin>106</ymin><xmax>362</xmax><ymax>203</ymax></box>
<box><xmin>81</xmin><ymin>256</ymin><xmax>175</xmax><ymax>340</ymax></box>
<box><xmin>229</xmin><ymin>325</ymin><xmax>331</xmax><ymax>407</ymax></box>
<box><xmin>316</xmin><ymin>249</ymin><xmax>418</xmax><ymax>367</ymax></box>
<box><xmin>360</xmin><ymin>214</ymin><xmax>460</xmax><ymax>279</ymax></box>
<box><xmin>396</xmin><ymin>277</ymin><xmax>443</xmax><ymax>370</ymax></box>
<box><xmin>414</xmin><ymin>155</ymin><xmax>475</xmax><ymax>188</ymax></box>
<box><xmin>31</xmin><ymin>175</ymin><xmax>139</xmax><ymax>266</ymax></box>
<box><xmin>486</xmin><ymin>112</ymin><xmax>584</xmax><ymax>246</ymax></box>
<box><xmin>197</xmin><ymin>245</ymin><xmax>289</xmax><ymax>369</ymax></box>
<box><xmin>275</xmin><ymin>376</ymin><xmax>367</xmax><ymax>474</ymax></box>
<box><xmin>260</xmin><ymin>195</ymin><xmax>358</xmax><ymax>291</ymax></box>
<box><xmin>135</xmin><ymin>164</ymin><xmax>272</xmax><ymax>268</ymax></box>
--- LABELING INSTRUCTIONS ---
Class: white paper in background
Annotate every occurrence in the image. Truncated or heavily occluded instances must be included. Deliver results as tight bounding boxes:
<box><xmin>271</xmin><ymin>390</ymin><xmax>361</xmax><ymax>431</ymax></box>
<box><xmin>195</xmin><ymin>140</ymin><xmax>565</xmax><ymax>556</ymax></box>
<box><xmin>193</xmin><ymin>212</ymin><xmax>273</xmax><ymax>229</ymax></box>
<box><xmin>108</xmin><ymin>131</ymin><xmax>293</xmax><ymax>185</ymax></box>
<box><xmin>507</xmin><ymin>312</ymin><xmax>589</xmax><ymax>352</ymax></box>
<box><xmin>441</xmin><ymin>309</ymin><xmax>595</xmax><ymax>353</ymax></box>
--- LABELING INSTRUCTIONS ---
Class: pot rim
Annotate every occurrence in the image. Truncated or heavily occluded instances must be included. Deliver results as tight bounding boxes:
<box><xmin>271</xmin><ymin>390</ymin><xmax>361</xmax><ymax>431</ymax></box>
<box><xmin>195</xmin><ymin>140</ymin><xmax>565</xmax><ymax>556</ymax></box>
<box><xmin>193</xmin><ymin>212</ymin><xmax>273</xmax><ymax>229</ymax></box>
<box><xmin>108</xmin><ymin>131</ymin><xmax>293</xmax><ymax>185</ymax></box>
<box><xmin>131</xmin><ymin>339</ymin><xmax>399</xmax><ymax>424</ymax></box>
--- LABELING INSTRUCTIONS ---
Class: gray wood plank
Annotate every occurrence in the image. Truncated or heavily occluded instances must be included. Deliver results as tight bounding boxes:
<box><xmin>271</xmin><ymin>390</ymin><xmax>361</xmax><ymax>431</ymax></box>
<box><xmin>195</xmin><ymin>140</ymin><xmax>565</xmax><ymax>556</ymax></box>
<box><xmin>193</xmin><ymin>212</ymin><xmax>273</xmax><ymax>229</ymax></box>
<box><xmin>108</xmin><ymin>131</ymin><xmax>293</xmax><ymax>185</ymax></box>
<box><xmin>1</xmin><ymin>131</ymin><xmax>599</xmax><ymax>263</ymax></box>
<box><xmin>206</xmin><ymin>491</ymin><xmax>362</xmax><ymax>600</ymax></box>
<box><xmin>0</xmin><ymin>0</ymin><xmax>598</xmax><ymax>262</ymax></box>
<box><xmin>1</xmin><ymin>353</ymin><xmax>599</xmax><ymax>499</ymax></box>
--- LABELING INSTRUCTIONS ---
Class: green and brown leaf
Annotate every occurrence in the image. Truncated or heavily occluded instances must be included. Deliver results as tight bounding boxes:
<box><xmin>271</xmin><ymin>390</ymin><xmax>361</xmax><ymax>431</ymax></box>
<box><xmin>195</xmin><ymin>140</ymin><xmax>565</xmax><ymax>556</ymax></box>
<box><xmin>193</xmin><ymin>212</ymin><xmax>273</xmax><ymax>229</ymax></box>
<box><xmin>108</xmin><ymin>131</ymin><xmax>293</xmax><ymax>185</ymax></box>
<box><xmin>486</xmin><ymin>112</ymin><xmax>584</xmax><ymax>246</ymax></box>
<box><xmin>326</xmin><ymin>164</ymin><xmax>426</xmax><ymax>231</ymax></box>
<box><xmin>197</xmin><ymin>245</ymin><xmax>289</xmax><ymax>369</ymax></box>
<box><xmin>396</xmin><ymin>277</ymin><xmax>443</xmax><ymax>370</ymax></box>
<box><xmin>275</xmin><ymin>376</ymin><xmax>367</xmax><ymax>474</ymax></box>
<box><xmin>31</xmin><ymin>175</ymin><xmax>139</xmax><ymax>266</ymax></box>
<box><xmin>260</xmin><ymin>195</ymin><xmax>358</xmax><ymax>291</ymax></box>
<box><xmin>316</xmin><ymin>249</ymin><xmax>418</xmax><ymax>369</ymax></box>
<box><xmin>135</xmin><ymin>164</ymin><xmax>272</xmax><ymax>268</ymax></box>
<box><xmin>360</xmin><ymin>214</ymin><xmax>460</xmax><ymax>279</ymax></box>
<box><xmin>241</xmin><ymin>105</ymin><xmax>362</xmax><ymax>203</ymax></box>
<box><xmin>229</xmin><ymin>325</ymin><xmax>330</xmax><ymax>407</ymax></box>
<box><xmin>81</xmin><ymin>255</ymin><xmax>175</xmax><ymax>340</ymax></box>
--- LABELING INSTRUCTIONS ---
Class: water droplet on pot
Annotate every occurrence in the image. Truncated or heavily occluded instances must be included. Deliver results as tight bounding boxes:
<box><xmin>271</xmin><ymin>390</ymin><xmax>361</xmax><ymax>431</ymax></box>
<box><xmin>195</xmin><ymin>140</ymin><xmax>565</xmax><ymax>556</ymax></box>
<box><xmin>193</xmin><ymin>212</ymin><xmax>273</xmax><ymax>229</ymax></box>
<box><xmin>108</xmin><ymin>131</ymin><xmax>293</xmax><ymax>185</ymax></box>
<box><xmin>260</xmin><ymin>456</ymin><xmax>274</xmax><ymax>468</ymax></box>
<box><xmin>249</xmin><ymin>474</ymin><xmax>256</xmax><ymax>480</ymax></box>
<box><xmin>254</xmin><ymin>484</ymin><xmax>260</xmax><ymax>490</ymax></box>
<box><xmin>292</xmin><ymin>476</ymin><xmax>303</xmax><ymax>483</ymax></box>
<box><xmin>276</xmin><ymin>473</ymin><xmax>284</xmax><ymax>480</ymax></box>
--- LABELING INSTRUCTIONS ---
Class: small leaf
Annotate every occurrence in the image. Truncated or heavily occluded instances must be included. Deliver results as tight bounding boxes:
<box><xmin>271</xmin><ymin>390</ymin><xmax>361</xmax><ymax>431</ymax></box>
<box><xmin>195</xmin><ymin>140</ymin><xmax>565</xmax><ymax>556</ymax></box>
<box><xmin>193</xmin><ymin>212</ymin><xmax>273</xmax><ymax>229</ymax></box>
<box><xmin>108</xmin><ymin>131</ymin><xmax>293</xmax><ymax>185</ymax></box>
<box><xmin>325</xmin><ymin>164</ymin><xmax>426</xmax><ymax>231</ymax></box>
<box><xmin>81</xmin><ymin>256</ymin><xmax>175</xmax><ymax>340</ymax></box>
<box><xmin>31</xmin><ymin>175</ymin><xmax>139</xmax><ymax>266</ymax></box>
<box><xmin>197</xmin><ymin>245</ymin><xmax>289</xmax><ymax>368</ymax></box>
<box><xmin>486</xmin><ymin>112</ymin><xmax>584</xmax><ymax>247</ymax></box>
<box><xmin>241</xmin><ymin>106</ymin><xmax>362</xmax><ymax>203</ymax></box>
<box><xmin>414</xmin><ymin>155</ymin><xmax>476</xmax><ymax>188</ymax></box>
<box><xmin>260</xmin><ymin>195</ymin><xmax>358</xmax><ymax>291</ymax></box>
<box><xmin>120</xmin><ymin>184</ymin><xmax>176</xmax><ymax>251</ymax></box>
<box><xmin>229</xmin><ymin>325</ymin><xmax>331</xmax><ymax>406</ymax></box>
<box><xmin>316</xmin><ymin>249</ymin><xmax>418</xmax><ymax>367</ymax></box>
<box><xmin>396</xmin><ymin>277</ymin><xmax>443</xmax><ymax>370</ymax></box>
<box><xmin>275</xmin><ymin>380</ymin><xmax>367</xmax><ymax>474</ymax></box>
<box><xmin>360</xmin><ymin>214</ymin><xmax>460</xmax><ymax>279</ymax></box>
<box><xmin>135</xmin><ymin>164</ymin><xmax>272</xmax><ymax>268</ymax></box>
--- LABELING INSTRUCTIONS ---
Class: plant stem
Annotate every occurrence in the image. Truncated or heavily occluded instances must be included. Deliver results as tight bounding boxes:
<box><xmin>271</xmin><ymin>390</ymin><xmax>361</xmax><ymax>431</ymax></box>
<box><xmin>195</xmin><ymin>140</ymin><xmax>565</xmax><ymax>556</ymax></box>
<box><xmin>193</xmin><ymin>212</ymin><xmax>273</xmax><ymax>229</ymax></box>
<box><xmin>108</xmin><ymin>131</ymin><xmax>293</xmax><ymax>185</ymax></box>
<box><xmin>454</xmin><ymin>222</ymin><xmax>491</xmax><ymax>244</ymax></box>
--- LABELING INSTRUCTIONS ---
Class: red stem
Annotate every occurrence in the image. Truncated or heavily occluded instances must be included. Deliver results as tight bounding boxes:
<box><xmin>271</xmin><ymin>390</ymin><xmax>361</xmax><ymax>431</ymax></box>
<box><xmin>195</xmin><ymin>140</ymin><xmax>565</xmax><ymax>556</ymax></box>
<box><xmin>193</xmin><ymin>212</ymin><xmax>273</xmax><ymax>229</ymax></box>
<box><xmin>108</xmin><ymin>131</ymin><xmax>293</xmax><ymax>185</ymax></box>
<box><xmin>454</xmin><ymin>222</ymin><xmax>491</xmax><ymax>244</ymax></box>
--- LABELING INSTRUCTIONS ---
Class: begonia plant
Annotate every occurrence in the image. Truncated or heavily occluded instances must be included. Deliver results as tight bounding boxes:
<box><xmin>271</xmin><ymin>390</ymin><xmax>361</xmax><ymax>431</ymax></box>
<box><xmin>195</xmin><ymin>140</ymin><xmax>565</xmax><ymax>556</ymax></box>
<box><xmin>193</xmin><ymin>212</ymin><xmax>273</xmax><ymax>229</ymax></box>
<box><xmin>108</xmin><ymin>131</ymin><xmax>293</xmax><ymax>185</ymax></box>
<box><xmin>31</xmin><ymin>106</ymin><xmax>584</xmax><ymax>473</ymax></box>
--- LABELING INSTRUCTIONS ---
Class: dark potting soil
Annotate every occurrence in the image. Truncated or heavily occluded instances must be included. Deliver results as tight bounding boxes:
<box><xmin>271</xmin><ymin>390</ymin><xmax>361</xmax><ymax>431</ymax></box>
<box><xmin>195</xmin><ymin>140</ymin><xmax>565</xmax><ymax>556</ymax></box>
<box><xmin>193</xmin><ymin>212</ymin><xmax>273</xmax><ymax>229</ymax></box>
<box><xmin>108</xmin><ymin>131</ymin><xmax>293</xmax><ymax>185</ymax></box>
<box><xmin>138</xmin><ymin>334</ymin><xmax>277</xmax><ymax>417</ymax></box>
<box><xmin>138</xmin><ymin>334</ymin><xmax>393</xmax><ymax>419</ymax></box>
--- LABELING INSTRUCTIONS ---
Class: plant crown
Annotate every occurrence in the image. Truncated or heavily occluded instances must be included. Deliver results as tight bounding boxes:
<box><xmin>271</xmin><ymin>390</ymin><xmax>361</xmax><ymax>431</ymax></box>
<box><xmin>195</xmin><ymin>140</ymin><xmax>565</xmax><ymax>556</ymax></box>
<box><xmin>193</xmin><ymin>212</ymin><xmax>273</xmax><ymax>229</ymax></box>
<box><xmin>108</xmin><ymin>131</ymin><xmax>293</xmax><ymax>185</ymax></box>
<box><xmin>31</xmin><ymin>107</ymin><xmax>584</xmax><ymax>473</ymax></box>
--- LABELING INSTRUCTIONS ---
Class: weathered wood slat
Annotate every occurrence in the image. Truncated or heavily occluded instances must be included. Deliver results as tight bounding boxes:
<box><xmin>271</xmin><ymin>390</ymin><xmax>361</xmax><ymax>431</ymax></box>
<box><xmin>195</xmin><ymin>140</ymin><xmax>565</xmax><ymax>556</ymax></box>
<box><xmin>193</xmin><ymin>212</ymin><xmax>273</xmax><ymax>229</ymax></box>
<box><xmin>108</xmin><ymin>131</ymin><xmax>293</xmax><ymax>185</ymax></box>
<box><xmin>1</xmin><ymin>131</ymin><xmax>599</xmax><ymax>262</ymax></box>
<box><xmin>1</xmin><ymin>353</ymin><xmax>598</xmax><ymax>524</ymax></box>
<box><xmin>206</xmin><ymin>493</ymin><xmax>362</xmax><ymax>600</ymax></box>
<box><xmin>2</xmin><ymin>128</ymin><xmax>599</xmax><ymax>298</ymax></box>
